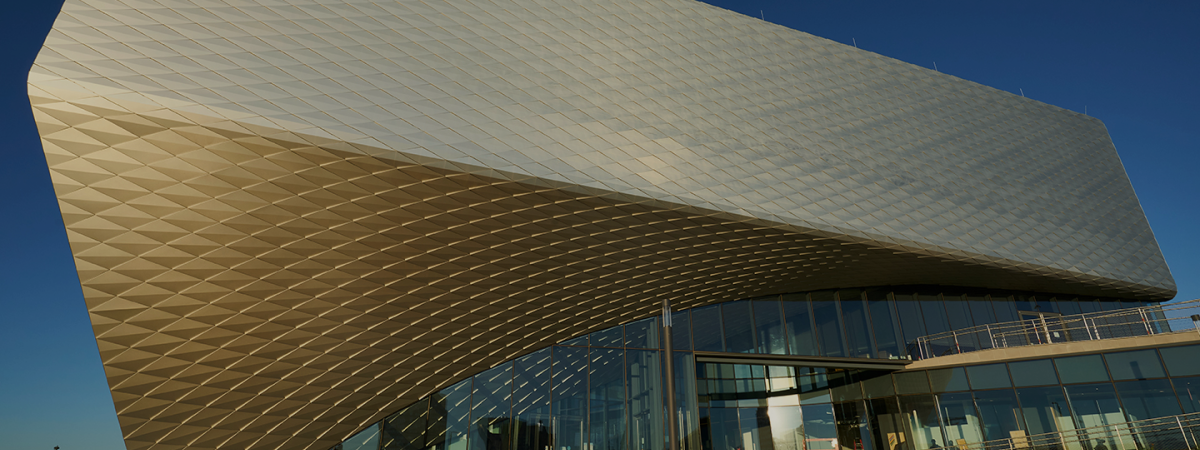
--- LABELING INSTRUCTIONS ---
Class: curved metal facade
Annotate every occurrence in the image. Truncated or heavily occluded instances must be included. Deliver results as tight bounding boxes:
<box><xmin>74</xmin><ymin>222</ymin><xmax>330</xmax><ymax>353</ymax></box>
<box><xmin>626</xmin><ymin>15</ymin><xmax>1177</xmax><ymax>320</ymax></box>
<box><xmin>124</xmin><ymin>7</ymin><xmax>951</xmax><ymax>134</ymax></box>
<box><xmin>29</xmin><ymin>0</ymin><xmax>1174</xmax><ymax>449</ymax></box>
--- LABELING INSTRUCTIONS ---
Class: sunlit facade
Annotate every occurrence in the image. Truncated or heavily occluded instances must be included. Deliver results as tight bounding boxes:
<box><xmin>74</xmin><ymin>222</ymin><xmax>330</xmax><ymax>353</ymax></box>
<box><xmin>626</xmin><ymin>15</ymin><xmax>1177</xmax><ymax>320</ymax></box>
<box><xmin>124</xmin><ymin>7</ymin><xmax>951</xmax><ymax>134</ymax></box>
<box><xmin>28</xmin><ymin>0</ymin><xmax>1179</xmax><ymax>449</ymax></box>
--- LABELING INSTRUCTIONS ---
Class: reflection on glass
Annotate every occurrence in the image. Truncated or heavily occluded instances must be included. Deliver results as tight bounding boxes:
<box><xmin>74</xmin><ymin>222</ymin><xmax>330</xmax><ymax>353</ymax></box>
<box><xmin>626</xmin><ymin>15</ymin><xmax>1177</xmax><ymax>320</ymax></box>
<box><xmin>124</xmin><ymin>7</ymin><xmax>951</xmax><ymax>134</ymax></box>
<box><xmin>767</xmin><ymin>405</ymin><xmax>805</xmax><ymax>450</ymax></box>
<box><xmin>783</xmin><ymin>294</ymin><xmax>818</xmax><ymax>356</ymax></box>
<box><xmin>990</xmin><ymin>295</ymin><xmax>1019</xmax><ymax>323</ymax></box>
<box><xmin>812</xmin><ymin>291</ymin><xmax>846</xmax><ymax>358</ymax></box>
<box><xmin>1114</xmin><ymin>379</ymin><xmax>1181</xmax><ymax>420</ymax></box>
<box><xmin>628</xmin><ymin>349</ymin><xmax>664</xmax><ymax>450</ymax></box>
<box><xmin>470</xmin><ymin>364</ymin><xmax>513</xmax><ymax>450</ymax></box>
<box><xmin>840</xmin><ymin>290</ymin><xmax>876</xmax><ymax>359</ymax></box>
<box><xmin>829</xmin><ymin>370</ymin><xmax>862</xmax><ymax>402</ymax></box>
<box><xmin>753</xmin><ymin>299</ymin><xmax>788</xmax><ymax>355</ymax></box>
<box><xmin>897</xmin><ymin>394</ymin><xmax>943</xmax><ymax>450</ymax></box>
<box><xmin>1009</xmin><ymin>360</ymin><xmax>1058</xmax><ymax>387</ymax></box>
<box><xmin>895</xmin><ymin>293</ymin><xmax>926</xmax><ymax>357</ymax></box>
<box><xmin>741</xmin><ymin>408</ymin><xmax>774</xmax><ymax>450</ymax></box>
<box><xmin>591</xmin><ymin>326</ymin><xmax>623</xmax><ymax>348</ymax></box>
<box><xmin>861</xmin><ymin>372</ymin><xmax>896</xmax><ymax>399</ymax></box>
<box><xmin>513</xmin><ymin>350</ymin><xmax>551</xmax><ymax>450</ymax></box>
<box><xmin>1171</xmin><ymin>376</ymin><xmax>1200</xmax><ymax>413</ymax></box>
<box><xmin>708</xmin><ymin>408</ymin><xmax>741</xmax><ymax>450</ymax></box>
<box><xmin>674</xmin><ymin>352</ymin><xmax>702</xmax><ymax>450</ymax></box>
<box><xmin>344</xmin><ymin>422</ymin><xmax>382</xmax><ymax>450</ymax></box>
<box><xmin>833</xmin><ymin>401</ymin><xmax>871</xmax><ymax>450</ymax></box>
<box><xmin>972</xmin><ymin>389</ymin><xmax>1023</xmax><ymax>442</ymax></box>
<box><xmin>894</xmin><ymin>372</ymin><xmax>931</xmax><ymax>395</ymax></box>
<box><xmin>1055</xmin><ymin>355</ymin><xmax>1109</xmax><ymax>384</ymax></box>
<box><xmin>865</xmin><ymin>398</ymin><xmax>904</xmax><ymax>450</ymax></box>
<box><xmin>797</xmin><ymin>367</ymin><xmax>831</xmax><ymax>404</ymax></box>
<box><xmin>625</xmin><ymin>317</ymin><xmax>660</xmax><ymax>350</ymax></box>
<box><xmin>1104</xmin><ymin>349</ymin><xmax>1166</xmax><ymax>381</ymax></box>
<box><xmin>928</xmin><ymin>368</ymin><xmax>969</xmax><ymax>393</ymax></box>
<box><xmin>722</xmin><ymin>301</ymin><xmax>756</xmax><ymax>354</ymax></box>
<box><xmin>553</xmin><ymin>346</ymin><xmax>587</xmax><ymax>450</ymax></box>
<box><xmin>382</xmin><ymin>398</ymin><xmax>429</xmax><ymax>450</ymax></box>
<box><xmin>590</xmin><ymin>348</ymin><xmax>626</xmax><ymax>450</ymax></box>
<box><xmin>1016</xmin><ymin>386</ymin><xmax>1074</xmax><ymax>437</ymax></box>
<box><xmin>1064</xmin><ymin>383</ymin><xmax>1129</xmax><ymax>450</ymax></box>
<box><xmin>866</xmin><ymin>290</ymin><xmax>903</xmax><ymax>359</ymax></box>
<box><xmin>1160</xmin><ymin>345</ymin><xmax>1200</xmax><ymax>377</ymax></box>
<box><xmin>693</xmin><ymin>306</ymin><xmax>724</xmax><ymax>352</ymax></box>
<box><xmin>937</xmin><ymin>392</ymin><xmax>983</xmax><ymax>447</ymax></box>
<box><xmin>672</xmin><ymin>311</ymin><xmax>693</xmax><ymax>352</ymax></box>
<box><xmin>802</xmin><ymin>403</ymin><xmax>838</xmax><ymax>450</ymax></box>
<box><xmin>942</xmin><ymin>294</ymin><xmax>979</xmax><ymax>353</ymax></box>
<box><xmin>966</xmin><ymin>295</ymin><xmax>997</xmax><ymax>350</ymax></box>
<box><xmin>965</xmin><ymin>364</ymin><xmax>1010</xmax><ymax>390</ymax></box>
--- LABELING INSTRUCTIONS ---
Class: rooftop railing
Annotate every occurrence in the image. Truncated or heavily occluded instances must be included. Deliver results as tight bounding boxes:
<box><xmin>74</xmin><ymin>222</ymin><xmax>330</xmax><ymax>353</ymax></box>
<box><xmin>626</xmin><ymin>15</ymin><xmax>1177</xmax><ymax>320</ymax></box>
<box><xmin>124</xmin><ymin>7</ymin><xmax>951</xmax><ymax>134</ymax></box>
<box><xmin>951</xmin><ymin>410</ymin><xmax>1200</xmax><ymax>450</ymax></box>
<box><xmin>913</xmin><ymin>299</ymin><xmax>1200</xmax><ymax>360</ymax></box>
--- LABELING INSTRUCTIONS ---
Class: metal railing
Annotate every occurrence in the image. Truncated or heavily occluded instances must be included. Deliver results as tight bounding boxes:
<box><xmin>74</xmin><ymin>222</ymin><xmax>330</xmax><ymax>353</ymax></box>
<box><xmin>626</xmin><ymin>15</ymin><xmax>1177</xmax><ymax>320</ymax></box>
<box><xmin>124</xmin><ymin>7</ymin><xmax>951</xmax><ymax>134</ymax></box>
<box><xmin>913</xmin><ymin>299</ymin><xmax>1200</xmax><ymax>360</ymax></box>
<box><xmin>949</xmin><ymin>411</ymin><xmax>1200</xmax><ymax>450</ymax></box>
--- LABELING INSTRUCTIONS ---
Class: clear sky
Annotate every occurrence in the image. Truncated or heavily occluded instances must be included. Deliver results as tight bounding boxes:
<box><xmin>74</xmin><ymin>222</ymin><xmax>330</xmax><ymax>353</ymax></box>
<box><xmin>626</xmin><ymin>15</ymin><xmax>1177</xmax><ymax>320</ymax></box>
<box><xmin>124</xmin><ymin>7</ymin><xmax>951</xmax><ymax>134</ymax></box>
<box><xmin>1</xmin><ymin>1</ymin><xmax>1196</xmax><ymax>449</ymax></box>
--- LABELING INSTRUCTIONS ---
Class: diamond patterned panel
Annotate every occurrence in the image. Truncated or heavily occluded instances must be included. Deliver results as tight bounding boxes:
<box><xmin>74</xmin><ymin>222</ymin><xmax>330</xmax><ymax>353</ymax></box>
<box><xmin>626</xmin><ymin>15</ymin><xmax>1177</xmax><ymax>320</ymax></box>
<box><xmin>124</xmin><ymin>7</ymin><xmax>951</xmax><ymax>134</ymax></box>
<box><xmin>32</xmin><ymin>0</ymin><xmax>1174</xmax><ymax>295</ymax></box>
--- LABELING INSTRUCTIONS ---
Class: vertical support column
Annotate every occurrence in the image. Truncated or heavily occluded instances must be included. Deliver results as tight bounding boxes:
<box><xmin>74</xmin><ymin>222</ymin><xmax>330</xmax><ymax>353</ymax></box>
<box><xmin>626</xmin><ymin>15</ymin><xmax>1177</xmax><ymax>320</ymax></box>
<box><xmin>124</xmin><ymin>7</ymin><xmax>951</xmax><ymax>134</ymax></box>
<box><xmin>662</xmin><ymin>299</ymin><xmax>678</xmax><ymax>450</ymax></box>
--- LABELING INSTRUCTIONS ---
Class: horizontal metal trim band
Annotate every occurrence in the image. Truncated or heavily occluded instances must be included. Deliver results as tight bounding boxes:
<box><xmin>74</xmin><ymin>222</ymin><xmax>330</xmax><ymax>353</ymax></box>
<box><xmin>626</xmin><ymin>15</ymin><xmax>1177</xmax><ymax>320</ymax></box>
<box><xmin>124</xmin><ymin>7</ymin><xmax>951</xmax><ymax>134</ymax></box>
<box><xmin>693</xmin><ymin>351</ymin><xmax>913</xmax><ymax>370</ymax></box>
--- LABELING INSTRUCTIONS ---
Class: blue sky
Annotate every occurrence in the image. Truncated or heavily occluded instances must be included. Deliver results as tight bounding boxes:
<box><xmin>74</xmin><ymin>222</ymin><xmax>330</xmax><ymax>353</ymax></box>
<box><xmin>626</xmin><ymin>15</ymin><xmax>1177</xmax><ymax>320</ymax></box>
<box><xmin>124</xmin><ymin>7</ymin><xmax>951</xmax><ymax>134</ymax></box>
<box><xmin>1</xmin><ymin>1</ymin><xmax>1196</xmax><ymax>449</ymax></box>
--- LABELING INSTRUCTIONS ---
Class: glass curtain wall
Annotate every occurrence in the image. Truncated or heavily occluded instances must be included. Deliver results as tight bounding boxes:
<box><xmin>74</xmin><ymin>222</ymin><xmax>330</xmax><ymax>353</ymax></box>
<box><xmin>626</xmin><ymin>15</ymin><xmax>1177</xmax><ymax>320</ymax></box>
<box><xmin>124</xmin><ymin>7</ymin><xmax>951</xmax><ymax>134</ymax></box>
<box><xmin>334</xmin><ymin>288</ymin><xmax>1164</xmax><ymax>450</ymax></box>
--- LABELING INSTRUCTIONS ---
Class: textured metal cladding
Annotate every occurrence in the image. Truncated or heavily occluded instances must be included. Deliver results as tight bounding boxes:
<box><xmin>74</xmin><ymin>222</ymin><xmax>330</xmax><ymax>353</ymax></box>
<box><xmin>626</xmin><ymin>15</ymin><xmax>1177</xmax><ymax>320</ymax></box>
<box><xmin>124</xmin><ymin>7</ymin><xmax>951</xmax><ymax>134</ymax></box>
<box><xmin>30</xmin><ymin>0</ymin><xmax>1175</xmax><ymax>448</ymax></box>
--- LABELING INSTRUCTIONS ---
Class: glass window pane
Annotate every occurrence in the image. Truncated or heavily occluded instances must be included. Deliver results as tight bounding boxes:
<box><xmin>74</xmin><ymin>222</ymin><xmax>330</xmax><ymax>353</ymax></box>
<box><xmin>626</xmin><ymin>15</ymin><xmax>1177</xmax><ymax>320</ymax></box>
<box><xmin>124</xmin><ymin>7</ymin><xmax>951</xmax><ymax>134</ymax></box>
<box><xmin>591</xmin><ymin>326</ymin><xmax>623</xmax><ymax>348</ymax></box>
<box><xmin>1104</xmin><ymin>349</ymin><xmax>1166</xmax><ymax>380</ymax></box>
<box><xmin>829</xmin><ymin>369</ymin><xmax>862</xmax><ymax>402</ymax></box>
<box><xmin>671</xmin><ymin>311</ymin><xmax>692</xmax><ymax>352</ymax></box>
<box><xmin>796</xmin><ymin>366</ymin><xmax>830</xmax><ymax>404</ymax></box>
<box><xmin>919</xmin><ymin>294</ymin><xmax>951</xmax><ymax>336</ymax></box>
<box><xmin>753</xmin><ymin>299</ymin><xmax>787</xmax><ymax>355</ymax></box>
<box><xmin>470</xmin><ymin>363</ymin><xmax>513</xmax><ymax>450</ymax></box>
<box><xmin>1008</xmin><ymin>360</ymin><xmax>1058</xmax><ymax>387</ymax></box>
<box><xmin>627</xmin><ymin>349</ymin><xmax>664</xmax><ymax>450</ymax></box>
<box><xmin>766</xmin><ymin>405</ymin><xmax>804</xmax><ymax>450</ymax></box>
<box><xmin>865</xmin><ymin>289</ymin><xmax>903</xmax><ymax>359</ymax></box>
<box><xmin>860</xmin><ymin>371</ymin><xmax>895</xmax><ymax>399</ymax></box>
<box><xmin>801</xmin><ymin>404</ymin><xmax>838</xmax><ymax>450</ymax></box>
<box><xmin>345</xmin><ymin>422</ymin><xmax>383</xmax><ymax>450</ymax></box>
<box><xmin>382</xmin><ymin>398</ymin><xmax>429</xmax><ymax>450</ymax></box>
<box><xmin>1056</xmin><ymin>299</ymin><xmax>1083</xmax><ymax>316</ymax></box>
<box><xmin>937</xmin><ymin>392</ymin><xmax>983</xmax><ymax>447</ymax></box>
<box><xmin>973</xmin><ymin>389</ymin><xmax>1024</xmax><ymax>442</ymax></box>
<box><xmin>894</xmin><ymin>292</ymin><xmax>926</xmax><ymax>358</ymax></box>
<box><xmin>1159</xmin><ymin>344</ymin><xmax>1200</xmax><ymax>377</ymax></box>
<box><xmin>833</xmin><ymin>401</ymin><xmax>871</xmax><ymax>450</ymax></box>
<box><xmin>865</xmin><ymin>398</ymin><xmax>904</xmax><ymax>450</ymax></box>
<box><xmin>625</xmin><ymin>317</ymin><xmax>660</xmax><ymax>349</ymax></box>
<box><xmin>708</xmin><ymin>407</ymin><xmax>741</xmax><ymax>450</ymax></box>
<box><xmin>1171</xmin><ymin>376</ymin><xmax>1200</xmax><ymax>413</ymax></box>
<box><xmin>1064</xmin><ymin>383</ymin><xmax>1126</xmax><ymax>446</ymax></box>
<box><xmin>1055</xmin><ymin>355</ymin><xmax>1109</xmax><ymax>384</ymax></box>
<box><xmin>722</xmin><ymin>301</ymin><xmax>756</xmax><ymax>354</ymax></box>
<box><xmin>692</xmin><ymin>306</ymin><xmax>724</xmax><ymax>352</ymax></box>
<box><xmin>513</xmin><ymin>349</ymin><xmax>551</xmax><ymax>450</ymax></box>
<box><xmin>429</xmin><ymin>378</ymin><xmax>472</xmax><ymax>450</ymax></box>
<box><xmin>966</xmin><ymin>363</ymin><xmax>1011</xmax><ymax>390</ymax></box>
<box><xmin>990</xmin><ymin>294</ymin><xmax>1019</xmax><ymax>323</ymax></box>
<box><xmin>928</xmin><ymin>368</ymin><xmax>969</xmax><ymax>392</ymax></box>
<box><xmin>943</xmin><ymin>294</ymin><xmax>979</xmax><ymax>353</ymax></box>
<box><xmin>966</xmin><ymin>295</ymin><xmax>997</xmax><ymax>350</ymax></box>
<box><xmin>1114</xmin><ymin>379</ymin><xmax>1181</xmax><ymax>420</ymax></box>
<box><xmin>896</xmin><ymin>395</ymin><xmax>944</xmax><ymax>450</ymax></box>
<box><xmin>590</xmin><ymin>348</ymin><xmax>625</xmax><ymax>450</ymax></box>
<box><xmin>783</xmin><ymin>294</ymin><xmax>818</xmax><ymax>356</ymax></box>
<box><xmin>894</xmin><ymin>371</ymin><xmax>931</xmax><ymax>395</ymax></box>
<box><xmin>1015</xmin><ymin>386</ymin><xmax>1073</xmax><ymax>436</ymax></box>
<box><xmin>562</xmin><ymin>334</ymin><xmax>589</xmax><ymax>347</ymax></box>
<box><xmin>812</xmin><ymin>291</ymin><xmax>846</xmax><ymax>358</ymax></box>
<box><xmin>552</xmin><ymin>346</ymin><xmax>588</xmax><ymax>450</ymax></box>
<box><xmin>839</xmin><ymin>289</ymin><xmax>875</xmax><ymax>359</ymax></box>
<box><xmin>740</xmin><ymin>408</ymin><xmax>773</xmax><ymax>450</ymax></box>
<box><xmin>673</xmin><ymin>351</ymin><xmax>702</xmax><ymax>450</ymax></box>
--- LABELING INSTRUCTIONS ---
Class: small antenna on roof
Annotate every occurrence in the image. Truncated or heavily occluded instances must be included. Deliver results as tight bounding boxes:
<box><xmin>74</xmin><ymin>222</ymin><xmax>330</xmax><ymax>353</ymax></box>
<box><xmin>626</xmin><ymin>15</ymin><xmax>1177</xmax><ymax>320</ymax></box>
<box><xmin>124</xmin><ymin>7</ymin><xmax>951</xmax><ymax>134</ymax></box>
<box><xmin>933</xmin><ymin>61</ymin><xmax>938</xmax><ymax>72</ymax></box>
<box><xmin>852</xmin><ymin>38</ymin><xmax>857</xmax><ymax>48</ymax></box>
<box><xmin>760</xmin><ymin>10</ymin><xmax>765</xmax><ymax>20</ymax></box>
<box><xmin>1020</xmin><ymin>88</ymin><xmax>1024</xmax><ymax>97</ymax></box>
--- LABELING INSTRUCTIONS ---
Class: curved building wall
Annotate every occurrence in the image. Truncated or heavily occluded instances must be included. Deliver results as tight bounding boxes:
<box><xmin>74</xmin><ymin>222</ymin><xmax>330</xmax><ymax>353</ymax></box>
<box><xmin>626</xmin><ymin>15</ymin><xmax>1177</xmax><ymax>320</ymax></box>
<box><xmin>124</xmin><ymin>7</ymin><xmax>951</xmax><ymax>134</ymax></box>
<box><xmin>28</xmin><ymin>0</ymin><xmax>1176</xmax><ymax>449</ymax></box>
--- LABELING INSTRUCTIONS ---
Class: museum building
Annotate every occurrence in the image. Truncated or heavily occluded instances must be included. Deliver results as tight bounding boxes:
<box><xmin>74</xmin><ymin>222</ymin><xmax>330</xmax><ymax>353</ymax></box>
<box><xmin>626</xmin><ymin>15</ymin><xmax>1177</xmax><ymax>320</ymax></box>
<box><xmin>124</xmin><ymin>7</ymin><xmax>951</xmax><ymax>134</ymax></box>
<box><xmin>26</xmin><ymin>0</ymin><xmax>1190</xmax><ymax>449</ymax></box>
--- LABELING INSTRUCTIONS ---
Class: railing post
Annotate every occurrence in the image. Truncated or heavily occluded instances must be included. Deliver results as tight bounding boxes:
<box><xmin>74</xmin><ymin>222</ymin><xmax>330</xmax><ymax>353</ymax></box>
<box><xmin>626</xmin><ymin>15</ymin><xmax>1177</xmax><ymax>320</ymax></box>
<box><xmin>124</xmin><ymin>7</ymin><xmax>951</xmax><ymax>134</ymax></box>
<box><xmin>1083</xmin><ymin>317</ymin><xmax>1093</xmax><ymax>341</ymax></box>
<box><xmin>1140</xmin><ymin>308</ymin><xmax>1153</xmax><ymax>335</ymax></box>
<box><xmin>1039</xmin><ymin>313</ymin><xmax>1053</xmax><ymax>344</ymax></box>
<box><xmin>1175</xmin><ymin>416</ymin><xmax>1190</xmax><ymax>450</ymax></box>
<box><xmin>953</xmin><ymin>332</ymin><xmax>961</xmax><ymax>355</ymax></box>
<box><xmin>986</xmin><ymin>324</ymin><xmax>995</xmax><ymax>348</ymax></box>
